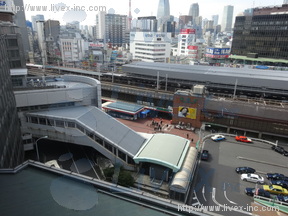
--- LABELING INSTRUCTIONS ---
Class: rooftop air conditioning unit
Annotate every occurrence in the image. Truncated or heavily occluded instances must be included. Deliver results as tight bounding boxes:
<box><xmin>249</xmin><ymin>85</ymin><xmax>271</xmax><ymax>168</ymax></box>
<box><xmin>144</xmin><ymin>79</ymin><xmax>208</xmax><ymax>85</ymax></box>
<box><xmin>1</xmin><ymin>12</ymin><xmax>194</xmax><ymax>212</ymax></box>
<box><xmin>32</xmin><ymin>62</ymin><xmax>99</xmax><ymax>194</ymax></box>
<box><xmin>193</xmin><ymin>85</ymin><xmax>205</xmax><ymax>95</ymax></box>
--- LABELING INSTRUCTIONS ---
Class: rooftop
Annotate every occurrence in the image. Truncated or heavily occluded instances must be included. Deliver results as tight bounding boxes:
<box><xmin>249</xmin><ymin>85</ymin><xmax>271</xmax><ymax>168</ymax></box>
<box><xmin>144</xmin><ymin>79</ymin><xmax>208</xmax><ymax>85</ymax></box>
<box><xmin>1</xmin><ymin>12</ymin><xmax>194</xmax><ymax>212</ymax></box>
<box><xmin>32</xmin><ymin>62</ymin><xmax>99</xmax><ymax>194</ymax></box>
<box><xmin>0</xmin><ymin>166</ymin><xmax>169</xmax><ymax>216</ymax></box>
<box><xmin>103</xmin><ymin>101</ymin><xmax>144</xmax><ymax>114</ymax></box>
<box><xmin>134</xmin><ymin>134</ymin><xmax>190</xmax><ymax>172</ymax></box>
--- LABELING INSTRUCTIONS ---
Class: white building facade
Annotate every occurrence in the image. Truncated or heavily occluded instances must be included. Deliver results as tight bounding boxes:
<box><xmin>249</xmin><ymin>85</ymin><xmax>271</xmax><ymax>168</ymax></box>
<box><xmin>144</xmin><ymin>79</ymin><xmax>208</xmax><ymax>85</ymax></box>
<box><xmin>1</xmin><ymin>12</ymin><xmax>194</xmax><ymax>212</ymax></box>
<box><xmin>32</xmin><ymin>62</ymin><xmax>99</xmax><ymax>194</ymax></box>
<box><xmin>130</xmin><ymin>32</ymin><xmax>171</xmax><ymax>63</ymax></box>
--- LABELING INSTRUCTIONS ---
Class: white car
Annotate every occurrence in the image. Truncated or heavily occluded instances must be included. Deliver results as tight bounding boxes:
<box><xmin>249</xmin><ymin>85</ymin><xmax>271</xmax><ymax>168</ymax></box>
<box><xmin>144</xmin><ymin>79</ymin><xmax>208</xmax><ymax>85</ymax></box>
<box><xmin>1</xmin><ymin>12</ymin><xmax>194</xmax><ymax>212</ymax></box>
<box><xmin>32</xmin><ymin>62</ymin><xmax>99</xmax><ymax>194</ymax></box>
<box><xmin>211</xmin><ymin>134</ymin><xmax>225</xmax><ymax>141</ymax></box>
<box><xmin>241</xmin><ymin>173</ymin><xmax>264</xmax><ymax>184</ymax></box>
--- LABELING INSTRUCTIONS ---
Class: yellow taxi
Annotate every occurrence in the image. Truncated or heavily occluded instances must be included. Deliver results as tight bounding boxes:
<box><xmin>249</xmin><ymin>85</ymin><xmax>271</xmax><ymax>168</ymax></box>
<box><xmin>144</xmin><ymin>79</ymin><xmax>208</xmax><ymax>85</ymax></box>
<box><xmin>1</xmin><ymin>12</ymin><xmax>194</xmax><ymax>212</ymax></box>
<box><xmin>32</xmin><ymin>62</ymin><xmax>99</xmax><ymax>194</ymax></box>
<box><xmin>263</xmin><ymin>185</ymin><xmax>288</xmax><ymax>195</ymax></box>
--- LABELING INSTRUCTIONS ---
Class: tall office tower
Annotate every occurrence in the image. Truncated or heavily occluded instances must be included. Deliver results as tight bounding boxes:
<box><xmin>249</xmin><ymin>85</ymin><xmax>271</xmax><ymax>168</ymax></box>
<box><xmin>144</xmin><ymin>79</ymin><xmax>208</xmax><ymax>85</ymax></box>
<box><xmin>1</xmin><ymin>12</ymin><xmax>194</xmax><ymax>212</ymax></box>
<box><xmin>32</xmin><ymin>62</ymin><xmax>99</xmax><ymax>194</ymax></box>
<box><xmin>232</xmin><ymin>5</ymin><xmax>288</xmax><ymax>59</ymax></box>
<box><xmin>96</xmin><ymin>11</ymin><xmax>106</xmax><ymax>40</ymax></box>
<box><xmin>189</xmin><ymin>3</ymin><xmax>199</xmax><ymax>24</ymax></box>
<box><xmin>13</xmin><ymin>0</ymin><xmax>30</xmax><ymax>58</ymax></box>
<box><xmin>105</xmin><ymin>14</ymin><xmax>127</xmax><ymax>47</ymax></box>
<box><xmin>136</xmin><ymin>16</ymin><xmax>158</xmax><ymax>32</ymax></box>
<box><xmin>157</xmin><ymin>0</ymin><xmax>170</xmax><ymax>32</ymax></box>
<box><xmin>44</xmin><ymin>20</ymin><xmax>60</xmax><ymax>64</ymax></box>
<box><xmin>212</xmin><ymin>15</ymin><xmax>219</xmax><ymax>26</ymax></box>
<box><xmin>221</xmin><ymin>5</ymin><xmax>234</xmax><ymax>32</ymax></box>
<box><xmin>0</xmin><ymin>1</ymin><xmax>24</xmax><ymax>168</ymax></box>
<box><xmin>31</xmin><ymin>14</ymin><xmax>44</xmax><ymax>32</ymax></box>
<box><xmin>179</xmin><ymin>15</ymin><xmax>193</xmax><ymax>29</ymax></box>
<box><xmin>36</xmin><ymin>20</ymin><xmax>47</xmax><ymax>64</ymax></box>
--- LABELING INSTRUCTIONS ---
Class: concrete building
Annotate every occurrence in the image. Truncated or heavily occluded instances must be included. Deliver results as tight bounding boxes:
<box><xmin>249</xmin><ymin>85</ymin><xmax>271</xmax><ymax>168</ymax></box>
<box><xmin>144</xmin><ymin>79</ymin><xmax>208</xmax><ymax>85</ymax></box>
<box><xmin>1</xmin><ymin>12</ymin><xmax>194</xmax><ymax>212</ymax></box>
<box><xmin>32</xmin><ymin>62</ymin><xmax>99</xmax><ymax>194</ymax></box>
<box><xmin>105</xmin><ymin>14</ymin><xmax>127</xmax><ymax>47</ymax></box>
<box><xmin>31</xmin><ymin>14</ymin><xmax>44</xmax><ymax>32</ymax></box>
<box><xmin>177</xmin><ymin>29</ymin><xmax>196</xmax><ymax>56</ymax></box>
<box><xmin>59</xmin><ymin>32</ymin><xmax>85</xmax><ymax>66</ymax></box>
<box><xmin>36</xmin><ymin>20</ymin><xmax>47</xmax><ymax>65</ymax></box>
<box><xmin>13</xmin><ymin>0</ymin><xmax>30</xmax><ymax>58</ymax></box>
<box><xmin>130</xmin><ymin>32</ymin><xmax>171</xmax><ymax>63</ymax></box>
<box><xmin>135</xmin><ymin>16</ymin><xmax>157</xmax><ymax>32</ymax></box>
<box><xmin>44</xmin><ymin>20</ymin><xmax>60</xmax><ymax>64</ymax></box>
<box><xmin>221</xmin><ymin>5</ymin><xmax>234</xmax><ymax>32</ymax></box>
<box><xmin>178</xmin><ymin>15</ymin><xmax>193</xmax><ymax>29</ymax></box>
<box><xmin>96</xmin><ymin>11</ymin><xmax>106</xmax><ymax>40</ymax></box>
<box><xmin>231</xmin><ymin>4</ymin><xmax>288</xmax><ymax>60</ymax></box>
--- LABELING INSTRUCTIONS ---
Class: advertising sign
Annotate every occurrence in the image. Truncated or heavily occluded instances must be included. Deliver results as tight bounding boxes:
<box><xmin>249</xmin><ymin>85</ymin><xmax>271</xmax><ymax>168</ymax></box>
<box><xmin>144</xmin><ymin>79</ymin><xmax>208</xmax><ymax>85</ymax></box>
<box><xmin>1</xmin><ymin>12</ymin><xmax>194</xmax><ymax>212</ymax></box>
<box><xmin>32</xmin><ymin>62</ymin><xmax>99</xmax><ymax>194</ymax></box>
<box><xmin>180</xmin><ymin>29</ymin><xmax>196</xmax><ymax>34</ymax></box>
<box><xmin>178</xmin><ymin>107</ymin><xmax>197</xmax><ymax>119</ymax></box>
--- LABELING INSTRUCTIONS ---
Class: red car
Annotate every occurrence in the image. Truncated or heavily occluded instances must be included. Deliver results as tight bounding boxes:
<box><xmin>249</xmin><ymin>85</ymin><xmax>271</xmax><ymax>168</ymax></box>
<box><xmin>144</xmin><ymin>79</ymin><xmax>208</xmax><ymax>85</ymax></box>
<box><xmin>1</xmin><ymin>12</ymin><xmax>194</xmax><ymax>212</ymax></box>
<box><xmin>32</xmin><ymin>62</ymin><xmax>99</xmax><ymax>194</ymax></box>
<box><xmin>235</xmin><ymin>136</ymin><xmax>252</xmax><ymax>143</ymax></box>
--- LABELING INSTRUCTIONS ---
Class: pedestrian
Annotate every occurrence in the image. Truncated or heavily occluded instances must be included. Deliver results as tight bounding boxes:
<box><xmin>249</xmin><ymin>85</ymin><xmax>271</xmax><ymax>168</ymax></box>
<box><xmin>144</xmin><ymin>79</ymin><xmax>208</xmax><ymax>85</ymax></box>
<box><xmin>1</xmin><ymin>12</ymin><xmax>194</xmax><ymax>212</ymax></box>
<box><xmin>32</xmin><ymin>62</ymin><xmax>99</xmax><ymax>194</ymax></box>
<box><xmin>187</xmin><ymin>133</ymin><xmax>189</xmax><ymax>139</ymax></box>
<box><xmin>191</xmin><ymin>138</ymin><xmax>194</xmax><ymax>142</ymax></box>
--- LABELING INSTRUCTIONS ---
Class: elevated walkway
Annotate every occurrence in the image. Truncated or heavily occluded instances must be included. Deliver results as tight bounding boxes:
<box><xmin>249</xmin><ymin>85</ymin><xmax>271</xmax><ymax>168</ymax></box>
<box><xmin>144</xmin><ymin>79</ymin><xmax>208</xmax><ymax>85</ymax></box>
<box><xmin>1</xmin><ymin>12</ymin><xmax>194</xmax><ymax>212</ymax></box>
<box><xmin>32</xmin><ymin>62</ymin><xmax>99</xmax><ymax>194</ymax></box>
<box><xmin>23</xmin><ymin>106</ymin><xmax>147</xmax><ymax>170</ymax></box>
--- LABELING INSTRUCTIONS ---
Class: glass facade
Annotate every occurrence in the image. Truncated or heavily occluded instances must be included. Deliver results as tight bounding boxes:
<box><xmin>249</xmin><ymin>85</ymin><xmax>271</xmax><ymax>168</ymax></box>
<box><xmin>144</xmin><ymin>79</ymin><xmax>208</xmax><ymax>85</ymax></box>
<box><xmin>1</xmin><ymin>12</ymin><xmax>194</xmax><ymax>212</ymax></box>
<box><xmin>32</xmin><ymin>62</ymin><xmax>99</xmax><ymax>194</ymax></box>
<box><xmin>231</xmin><ymin>14</ymin><xmax>288</xmax><ymax>60</ymax></box>
<box><xmin>0</xmin><ymin>35</ymin><xmax>23</xmax><ymax>168</ymax></box>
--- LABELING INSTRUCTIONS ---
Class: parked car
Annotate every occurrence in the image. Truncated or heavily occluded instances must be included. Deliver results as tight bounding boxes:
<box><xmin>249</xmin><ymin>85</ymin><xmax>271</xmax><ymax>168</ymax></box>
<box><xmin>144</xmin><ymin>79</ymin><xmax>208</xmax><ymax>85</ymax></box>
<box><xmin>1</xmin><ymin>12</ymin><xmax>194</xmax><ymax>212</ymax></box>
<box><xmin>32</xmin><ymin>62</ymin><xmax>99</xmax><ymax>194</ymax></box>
<box><xmin>211</xmin><ymin>134</ymin><xmax>225</xmax><ymax>142</ymax></box>
<box><xmin>266</xmin><ymin>173</ymin><xmax>288</xmax><ymax>181</ymax></box>
<box><xmin>241</xmin><ymin>173</ymin><xmax>265</xmax><ymax>184</ymax></box>
<box><xmin>271</xmin><ymin>146</ymin><xmax>288</xmax><ymax>156</ymax></box>
<box><xmin>235</xmin><ymin>167</ymin><xmax>256</xmax><ymax>174</ymax></box>
<box><xmin>235</xmin><ymin>136</ymin><xmax>252</xmax><ymax>143</ymax></box>
<box><xmin>270</xmin><ymin>180</ymin><xmax>288</xmax><ymax>189</ymax></box>
<box><xmin>201</xmin><ymin>150</ymin><xmax>209</xmax><ymax>161</ymax></box>
<box><xmin>277</xmin><ymin>195</ymin><xmax>288</xmax><ymax>203</ymax></box>
<box><xmin>263</xmin><ymin>185</ymin><xmax>288</xmax><ymax>195</ymax></box>
<box><xmin>245</xmin><ymin>188</ymin><xmax>270</xmax><ymax>198</ymax></box>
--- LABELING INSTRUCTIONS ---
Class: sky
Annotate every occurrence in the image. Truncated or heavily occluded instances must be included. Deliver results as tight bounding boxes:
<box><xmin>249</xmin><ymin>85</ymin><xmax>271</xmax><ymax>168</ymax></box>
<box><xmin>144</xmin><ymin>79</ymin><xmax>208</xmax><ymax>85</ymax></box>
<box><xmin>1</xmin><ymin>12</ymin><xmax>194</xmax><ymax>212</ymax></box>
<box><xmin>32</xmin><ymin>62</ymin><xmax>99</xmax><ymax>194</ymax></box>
<box><xmin>23</xmin><ymin>0</ymin><xmax>285</xmax><ymax>26</ymax></box>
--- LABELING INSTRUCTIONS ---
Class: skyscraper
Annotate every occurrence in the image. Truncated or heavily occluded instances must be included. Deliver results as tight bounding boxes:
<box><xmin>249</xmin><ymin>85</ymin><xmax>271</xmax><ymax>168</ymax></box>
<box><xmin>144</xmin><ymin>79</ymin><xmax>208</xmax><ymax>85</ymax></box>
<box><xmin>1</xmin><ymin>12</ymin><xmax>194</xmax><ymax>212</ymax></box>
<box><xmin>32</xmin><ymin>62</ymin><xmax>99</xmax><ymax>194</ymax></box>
<box><xmin>31</xmin><ymin>14</ymin><xmax>44</xmax><ymax>32</ymax></box>
<box><xmin>221</xmin><ymin>5</ymin><xmax>234</xmax><ymax>32</ymax></box>
<box><xmin>157</xmin><ymin>0</ymin><xmax>170</xmax><ymax>32</ymax></box>
<box><xmin>13</xmin><ymin>0</ymin><xmax>30</xmax><ymax>57</ymax></box>
<box><xmin>157</xmin><ymin>0</ymin><xmax>170</xmax><ymax>19</ymax></box>
<box><xmin>212</xmin><ymin>15</ymin><xmax>219</xmax><ymax>26</ymax></box>
<box><xmin>189</xmin><ymin>3</ymin><xmax>199</xmax><ymax>24</ymax></box>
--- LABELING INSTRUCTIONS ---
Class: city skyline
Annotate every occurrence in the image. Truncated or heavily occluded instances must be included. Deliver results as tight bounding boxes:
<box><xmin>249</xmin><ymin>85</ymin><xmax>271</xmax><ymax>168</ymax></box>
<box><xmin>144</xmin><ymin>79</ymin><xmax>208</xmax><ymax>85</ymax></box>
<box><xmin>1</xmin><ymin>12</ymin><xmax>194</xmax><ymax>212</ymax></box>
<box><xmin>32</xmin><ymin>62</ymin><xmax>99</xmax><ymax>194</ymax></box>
<box><xmin>23</xmin><ymin>0</ymin><xmax>285</xmax><ymax>26</ymax></box>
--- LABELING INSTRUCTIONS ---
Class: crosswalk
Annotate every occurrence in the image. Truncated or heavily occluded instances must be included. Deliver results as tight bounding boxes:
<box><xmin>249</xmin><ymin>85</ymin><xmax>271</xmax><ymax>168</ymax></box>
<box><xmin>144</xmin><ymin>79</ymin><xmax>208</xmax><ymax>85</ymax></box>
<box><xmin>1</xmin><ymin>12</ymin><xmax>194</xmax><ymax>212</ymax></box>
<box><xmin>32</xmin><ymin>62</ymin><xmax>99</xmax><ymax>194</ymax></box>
<box><xmin>163</xmin><ymin>125</ymin><xmax>174</xmax><ymax>132</ymax></box>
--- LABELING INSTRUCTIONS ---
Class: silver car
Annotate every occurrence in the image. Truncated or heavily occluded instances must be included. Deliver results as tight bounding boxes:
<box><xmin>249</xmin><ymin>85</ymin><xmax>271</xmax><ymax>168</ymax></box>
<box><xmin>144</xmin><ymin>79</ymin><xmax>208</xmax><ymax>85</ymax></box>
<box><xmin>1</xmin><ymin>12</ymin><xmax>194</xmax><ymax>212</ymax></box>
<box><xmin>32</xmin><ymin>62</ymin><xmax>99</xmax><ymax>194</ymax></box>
<box><xmin>241</xmin><ymin>173</ymin><xmax>264</xmax><ymax>184</ymax></box>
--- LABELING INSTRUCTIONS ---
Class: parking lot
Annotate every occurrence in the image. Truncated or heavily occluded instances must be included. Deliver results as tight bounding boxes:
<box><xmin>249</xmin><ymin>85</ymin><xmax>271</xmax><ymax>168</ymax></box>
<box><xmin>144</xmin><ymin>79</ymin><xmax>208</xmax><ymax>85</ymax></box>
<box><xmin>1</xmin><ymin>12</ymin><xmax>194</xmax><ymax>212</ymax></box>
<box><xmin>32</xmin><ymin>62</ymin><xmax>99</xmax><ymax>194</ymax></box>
<box><xmin>189</xmin><ymin>136</ymin><xmax>288</xmax><ymax>216</ymax></box>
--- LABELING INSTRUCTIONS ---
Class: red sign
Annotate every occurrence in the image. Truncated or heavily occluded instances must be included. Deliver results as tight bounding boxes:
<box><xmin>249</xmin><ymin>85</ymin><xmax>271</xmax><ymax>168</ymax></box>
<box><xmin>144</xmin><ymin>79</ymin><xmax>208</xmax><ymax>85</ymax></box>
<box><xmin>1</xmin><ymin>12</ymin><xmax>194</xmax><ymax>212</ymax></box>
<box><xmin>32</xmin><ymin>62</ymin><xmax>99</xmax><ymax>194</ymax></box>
<box><xmin>188</xmin><ymin>46</ymin><xmax>198</xmax><ymax>50</ymax></box>
<box><xmin>89</xmin><ymin>43</ymin><xmax>104</xmax><ymax>48</ymax></box>
<box><xmin>206</xmin><ymin>54</ymin><xmax>229</xmax><ymax>58</ymax></box>
<box><xmin>180</xmin><ymin>29</ymin><xmax>196</xmax><ymax>34</ymax></box>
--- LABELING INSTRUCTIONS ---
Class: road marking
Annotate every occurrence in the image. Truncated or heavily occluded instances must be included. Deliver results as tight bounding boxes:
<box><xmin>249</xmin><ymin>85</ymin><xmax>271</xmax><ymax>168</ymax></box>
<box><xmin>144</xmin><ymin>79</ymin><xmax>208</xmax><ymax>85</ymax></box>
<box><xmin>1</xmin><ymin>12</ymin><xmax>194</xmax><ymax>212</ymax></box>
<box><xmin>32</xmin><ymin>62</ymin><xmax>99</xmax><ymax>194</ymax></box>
<box><xmin>224</xmin><ymin>190</ymin><xmax>237</xmax><ymax>205</ymax></box>
<box><xmin>212</xmin><ymin>188</ymin><xmax>252</xmax><ymax>215</ymax></box>
<box><xmin>202</xmin><ymin>185</ymin><xmax>207</xmax><ymax>202</ymax></box>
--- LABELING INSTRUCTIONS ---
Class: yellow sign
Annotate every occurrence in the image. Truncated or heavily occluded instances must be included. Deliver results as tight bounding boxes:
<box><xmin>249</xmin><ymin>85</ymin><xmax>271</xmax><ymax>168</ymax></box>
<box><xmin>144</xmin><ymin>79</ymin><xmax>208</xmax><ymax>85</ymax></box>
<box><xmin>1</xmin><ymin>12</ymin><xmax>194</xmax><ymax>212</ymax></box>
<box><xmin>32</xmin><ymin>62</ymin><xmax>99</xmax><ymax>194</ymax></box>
<box><xmin>178</xmin><ymin>107</ymin><xmax>197</xmax><ymax>119</ymax></box>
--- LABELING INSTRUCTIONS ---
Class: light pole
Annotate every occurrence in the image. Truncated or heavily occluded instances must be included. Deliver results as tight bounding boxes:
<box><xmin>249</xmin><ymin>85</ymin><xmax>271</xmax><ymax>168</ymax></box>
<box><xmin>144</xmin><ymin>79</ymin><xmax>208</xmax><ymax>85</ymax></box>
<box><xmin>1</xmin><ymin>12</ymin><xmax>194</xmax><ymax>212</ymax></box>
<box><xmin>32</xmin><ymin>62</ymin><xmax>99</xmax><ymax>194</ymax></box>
<box><xmin>35</xmin><ymin>136</ymin><xmax>48</xmax><ymax>162</ymax></box>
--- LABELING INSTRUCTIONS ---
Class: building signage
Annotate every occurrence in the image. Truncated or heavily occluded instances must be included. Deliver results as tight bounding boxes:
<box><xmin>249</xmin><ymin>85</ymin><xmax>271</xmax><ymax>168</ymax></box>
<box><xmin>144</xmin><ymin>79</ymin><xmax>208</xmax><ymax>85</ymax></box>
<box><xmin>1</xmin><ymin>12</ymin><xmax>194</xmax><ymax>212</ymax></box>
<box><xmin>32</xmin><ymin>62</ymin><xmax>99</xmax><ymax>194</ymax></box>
<box><xmin>89</xmin><ymin>43</ymin><xmax>104</xmax><ymax>48</ymax></box>
<box><xmin>180</xmin><ymin>29</ymin><xmax>196</xmax><ymax>34</ymax></box>
<box><xmin>188</xmin><ymin>46</ymin><xmax>198</xmax><ymax>50</ymax></box>
<box><xmin>206</xmin><ymin>48</ymin><xmax>230</xmax><ymax>58</ymax></box>
<box><xmin>178</xmin><ymin>107</ymin><xmax>197</xmax><ymax>119</ymax></box>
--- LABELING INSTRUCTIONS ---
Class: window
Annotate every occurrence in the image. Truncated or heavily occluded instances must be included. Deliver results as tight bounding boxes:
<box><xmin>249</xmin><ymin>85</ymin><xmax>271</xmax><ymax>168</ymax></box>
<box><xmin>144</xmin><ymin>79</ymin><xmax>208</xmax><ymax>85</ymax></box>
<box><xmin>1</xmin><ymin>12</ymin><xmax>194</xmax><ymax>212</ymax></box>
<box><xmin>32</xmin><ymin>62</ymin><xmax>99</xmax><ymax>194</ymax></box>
<box><xmin>55</xmin><ymin>120</ymin><xmax>64</xmax><ymax>128</ymax></box>
<box><xmin>67</xmin><ymin>121</ymin><xmax>75</xmax><ymax>128</ymax></box>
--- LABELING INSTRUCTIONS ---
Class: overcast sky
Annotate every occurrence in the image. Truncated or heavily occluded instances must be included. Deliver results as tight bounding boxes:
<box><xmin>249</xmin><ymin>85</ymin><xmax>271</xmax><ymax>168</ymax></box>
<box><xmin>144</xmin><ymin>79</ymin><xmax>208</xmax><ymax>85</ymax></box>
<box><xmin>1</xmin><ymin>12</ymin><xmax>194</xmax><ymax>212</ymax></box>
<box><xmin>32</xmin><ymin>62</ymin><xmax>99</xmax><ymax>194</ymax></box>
<box><xmin>23</xmin><ymin>0</ymin><xmax>284</xmax><ymax>25</ymax></box>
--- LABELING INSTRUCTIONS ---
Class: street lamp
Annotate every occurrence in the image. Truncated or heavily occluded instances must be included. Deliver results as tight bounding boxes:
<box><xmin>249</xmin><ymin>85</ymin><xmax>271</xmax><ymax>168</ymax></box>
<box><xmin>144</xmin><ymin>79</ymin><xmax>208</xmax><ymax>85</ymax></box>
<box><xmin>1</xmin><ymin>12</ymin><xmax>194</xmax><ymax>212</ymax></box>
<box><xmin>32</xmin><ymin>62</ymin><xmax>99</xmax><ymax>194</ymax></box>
<box><xmin>35</xmin><ymin>136</ymin><xmax>48</xmax><ymax>162</ymax></box>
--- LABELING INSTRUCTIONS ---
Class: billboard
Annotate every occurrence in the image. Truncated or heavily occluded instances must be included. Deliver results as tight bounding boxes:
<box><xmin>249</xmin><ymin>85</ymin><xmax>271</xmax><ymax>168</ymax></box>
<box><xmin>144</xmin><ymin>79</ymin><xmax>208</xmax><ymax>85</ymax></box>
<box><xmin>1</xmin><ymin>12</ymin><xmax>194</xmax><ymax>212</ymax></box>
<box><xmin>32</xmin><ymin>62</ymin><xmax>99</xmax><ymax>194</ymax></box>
<box><xmin>178</xmin><ymin>107</ymin><xmax>197</xmax><ymax>119</ymax></box>
<box><xmin>205</xmin><ymin>47</ymin><xmax>230</xmax><ymax>58</ymax></box>
<box><xmin>180</xmin><ymin>29</ymin><xmax>196</xmax><ymax>34</ymax></box>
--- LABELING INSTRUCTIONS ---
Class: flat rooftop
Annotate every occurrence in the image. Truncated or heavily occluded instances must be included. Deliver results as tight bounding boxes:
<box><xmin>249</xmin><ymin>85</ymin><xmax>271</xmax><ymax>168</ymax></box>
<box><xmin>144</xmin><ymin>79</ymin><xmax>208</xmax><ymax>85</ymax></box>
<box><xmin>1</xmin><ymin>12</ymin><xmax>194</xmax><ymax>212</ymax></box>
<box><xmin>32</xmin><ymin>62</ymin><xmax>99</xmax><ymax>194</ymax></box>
<box><xmin>103</xmin><ymin>101</ymin><xmax>144</xmax><ymax>114</ymax></box>
<box><xmin>134</xmin><ymin>134</ymin><xmax>190</xmax><ymax>172</ymax></box>
<box><xmin>0</xmin><ymin>166</ymin><xmax>168</xmax><ymax>216</ymax></box>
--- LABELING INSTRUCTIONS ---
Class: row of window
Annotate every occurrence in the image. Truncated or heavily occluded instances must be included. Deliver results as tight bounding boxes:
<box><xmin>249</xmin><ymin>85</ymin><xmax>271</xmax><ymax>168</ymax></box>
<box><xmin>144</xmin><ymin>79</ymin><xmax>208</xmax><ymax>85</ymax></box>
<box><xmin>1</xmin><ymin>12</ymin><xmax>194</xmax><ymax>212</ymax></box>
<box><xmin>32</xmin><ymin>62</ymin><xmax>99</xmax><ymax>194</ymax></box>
<box><xmin>135</xmin><ymin>51</ymin><xmax>166</xmax><ymax>56</ymax></box>
<box><xmin>135</xmin><ymin>47</ymin><xmax>166</xmax><ymax>52</ymax></box>
<box><xmin>26</xmin><ymin>115</ymin><xmax>135</xmax><ymax>165</ymax></box>
<box><xmin>135</xmin><ymin>43</ymin><xmax>166</xmax><ymax>47</ymax></box>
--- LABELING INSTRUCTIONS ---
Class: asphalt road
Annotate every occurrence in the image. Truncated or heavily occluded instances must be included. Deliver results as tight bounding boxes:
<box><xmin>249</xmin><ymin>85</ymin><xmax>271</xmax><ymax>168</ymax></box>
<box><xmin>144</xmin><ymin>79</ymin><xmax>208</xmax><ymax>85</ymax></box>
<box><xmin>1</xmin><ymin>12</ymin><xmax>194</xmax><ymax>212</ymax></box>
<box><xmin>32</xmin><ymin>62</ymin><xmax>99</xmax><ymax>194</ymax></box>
<box><xmin>188</xmin><ymin>136</ymin><xmax>288</xmax><ymax>216</ymax></box>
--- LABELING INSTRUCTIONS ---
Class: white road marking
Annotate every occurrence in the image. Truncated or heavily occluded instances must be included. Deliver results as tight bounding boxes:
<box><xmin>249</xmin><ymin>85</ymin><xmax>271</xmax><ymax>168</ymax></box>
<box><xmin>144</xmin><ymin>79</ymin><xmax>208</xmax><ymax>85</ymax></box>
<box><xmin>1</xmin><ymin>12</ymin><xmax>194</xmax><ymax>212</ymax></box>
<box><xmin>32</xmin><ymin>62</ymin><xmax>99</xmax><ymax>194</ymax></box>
<box><xmin>224</xmin><ymin>190</ymin><xmax>237</xmax><ymax>205</ymax></box>
<box><xmin>212</xmin><ymin>188</ymin><xmax>252</xmax><ymax>215</ymax></box>
<box><xmin>202</xmin><ymin>185</ymin><xmax>207</xmax><ymax>202</ymax></box>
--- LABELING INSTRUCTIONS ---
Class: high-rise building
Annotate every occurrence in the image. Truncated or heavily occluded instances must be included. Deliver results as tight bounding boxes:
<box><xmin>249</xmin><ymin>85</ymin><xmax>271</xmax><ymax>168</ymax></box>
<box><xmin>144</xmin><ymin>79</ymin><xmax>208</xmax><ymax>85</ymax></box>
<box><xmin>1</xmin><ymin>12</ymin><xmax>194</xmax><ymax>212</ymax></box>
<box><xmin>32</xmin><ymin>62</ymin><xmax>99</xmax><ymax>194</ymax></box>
<box><xmin>157</xmin><ymin>0</ymin><xmax>170</xmax><ymax>32</ymax></box>
<box><xmin>231</xmin><ymin>5</ymin><xmax>288</xmax><ymax>60</ymax></box>
<box><xmin>189</xmin><ymin>3</ymin><xmax>199</xmax><ymax>24</ymax></box>
<box><xmin>31</xmin><ymin>14</ymin><xmax>44</xmax><ymax>32</ymax></box>
<box><xmin>179</xmin><ymin>15</ymin><xmax>193</xmax><ymax>29</ymax></box>
<box><xmin>221</xmin><ymin>5</ymin><xmax>234</xmax><ymax>32</ymax></box>
<box><xmin>44</xmin><ymin>20</ymin><xmax>60</xmax><ymax>64</ymax></box>
<box><xmin>212</xmin><ymin>15</ymin><xmax>219</xmax><ymax>26</ymax></box>
<box><xmin>96</xmin><ymin>11</ymin><xmax>106</xmax><ymax>40</ymax></box>
<box><xmin>136</xmin><ymin>16</ymin><xmax>157</xmax><ymax>32</ymax></box>
<box><xmin>36</xmin><ymin>20</ymin><xmax>47</xmax><ymax>64</ymax></box>
<box><xmin>96</xmin><ymin>12</ymin><xmax>127</xmax><ymax>46</ymax></box>
<box><xmin>105</xmin><ymin>14</ymin><xmax>127</xmax><ymax>47</ymax></box>
<box><xmin>0</xmin><ymin>0</ymin><xmax>24</xmax><ymax>168</ymax></box>
<box><xmin>13</xmin><ymin>0</ymin><xmax>30</xmax><ymax>57</ymax></box>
